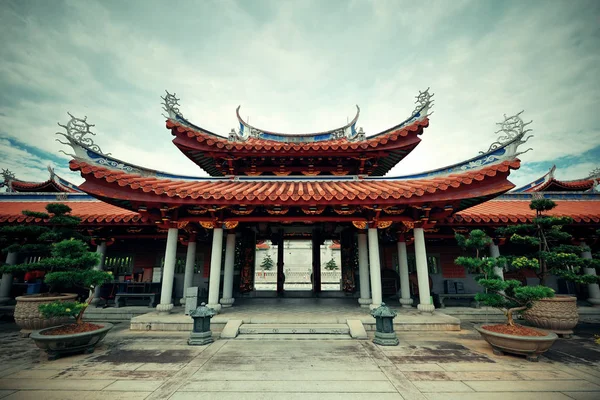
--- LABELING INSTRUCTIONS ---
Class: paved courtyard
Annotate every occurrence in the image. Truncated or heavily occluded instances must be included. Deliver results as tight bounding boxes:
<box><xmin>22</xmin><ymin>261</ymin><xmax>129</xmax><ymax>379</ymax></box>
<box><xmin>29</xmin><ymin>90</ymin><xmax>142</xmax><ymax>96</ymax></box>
<box><xmin>0</xmin><ymin>320</ymin><xmax>599</xmax><ymax>399</ymax></box>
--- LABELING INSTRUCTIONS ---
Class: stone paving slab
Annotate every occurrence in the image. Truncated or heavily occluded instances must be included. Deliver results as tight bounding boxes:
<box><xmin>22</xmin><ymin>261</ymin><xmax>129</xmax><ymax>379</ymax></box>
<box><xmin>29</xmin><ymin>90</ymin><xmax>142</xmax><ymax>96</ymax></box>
<box><xmin>0</xmin><ymin>320</ymin><xmax>599</xmax><ymax>399</ymax></box>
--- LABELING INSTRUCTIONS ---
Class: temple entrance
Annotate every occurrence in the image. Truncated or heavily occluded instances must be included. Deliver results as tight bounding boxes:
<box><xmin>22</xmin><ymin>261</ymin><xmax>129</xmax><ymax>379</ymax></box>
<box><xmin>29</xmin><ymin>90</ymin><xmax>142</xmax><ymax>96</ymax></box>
<box><xmin>253</xmin><ymin>239</ymin><xmax>342</xmax><ymax>296</ymax></box>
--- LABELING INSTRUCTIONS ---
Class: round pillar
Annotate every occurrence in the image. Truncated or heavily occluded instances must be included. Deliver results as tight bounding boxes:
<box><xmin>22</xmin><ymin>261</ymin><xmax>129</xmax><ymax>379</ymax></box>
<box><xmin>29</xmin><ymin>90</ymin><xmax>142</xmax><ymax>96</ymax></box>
<box><xmin>0</xmin><ymin>252</ymin><xmax>17</xmax><ymax>305</ymax></box>
<box><xmin>90</xmin><ymin>242</ymin><xmax>107</xmax><ymax>306</ymax></box>
<box><xmin>357</xmin><ymin>233</ymin><xmax>371</xmax><ymax>307</ymax></box>
<box><xmin>207</xmin><ymin>227</ymin><xmax>224</xmax><ymax>312</ymax></box>
<box><xmin>581</xmin><ymin>243</ymin><xmax>600</xmax><ymax>306</ymax></box>
<box><xmin>180</xmin><ymin>241</ymin><xmax>197</xmax><ymax>305</ymax></box>
<box><xmin>397</xmin><ymin>238</ymin><xmax>412</xmax><ymax>308</ymax></box>
<box><xmin>489</xmin><ymin>242</ymin><xmax>505</xmax><ymax>280</ymax></box>
<box><xmin>220</xmin><ymin>233</ymin><xmax>237</xmax><ymax>307</ymax></box>
<box><xmin>157</xmin><ymin>228</ymin><xmax>179</xmax><ymax>314</ymax></box>
<box><xmin>367</xmin><ymin>227</ymin><xmax>383</xmax><ymax>310</ymax></box>
<box><xmin>414</xmin><ymin>227</ymin><xmax>434</xmax><ymax>313</ymax></box>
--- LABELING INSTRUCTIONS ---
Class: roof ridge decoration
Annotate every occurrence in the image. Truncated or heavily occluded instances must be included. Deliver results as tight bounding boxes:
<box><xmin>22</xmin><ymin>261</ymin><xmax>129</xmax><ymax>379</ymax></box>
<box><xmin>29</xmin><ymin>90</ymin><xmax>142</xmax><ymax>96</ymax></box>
<box><xmin>1</xmin><ymin>168</ymin><xmax>16</xmax><ymax>192</ymax></box>
<box><xmin>56</xmin><ymin>113</ymin><xmax>111</xmax><ymax>157</ymax></box>
<box><xmin>587</xmin><ymin>167</ymin><xmax>600</xmax><ymax>179</ymax></box>
<box><xmin>161</xmin><ymin>90</ymin><xmax>183</xmax><ymax>119</ymax></box>
<box><xmin>482</xmin><ymin>111</ymin><xmax>533</xmax><ymax>157</ymax></box>
<box><xmin>233</xmin><ymin>105</ymin><xmax>361</xmax><ymax>143</ymax></box>
<box><xmin>413</xmin><ymin>87</ymin><xmax>435</xmax><ymax>116</ymax></box>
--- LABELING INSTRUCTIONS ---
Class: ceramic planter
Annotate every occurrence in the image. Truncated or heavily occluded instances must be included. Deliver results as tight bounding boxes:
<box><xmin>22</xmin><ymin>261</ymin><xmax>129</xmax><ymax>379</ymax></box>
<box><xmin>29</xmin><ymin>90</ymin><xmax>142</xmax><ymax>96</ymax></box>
<box><xmin>30</xmin><ymin>322</ymin><xmax>113</xmax><ymax>360</ymax></box>
<box><xmin>523</xmin><ymin>295</ymin><xmax>578</xmax><ymax>337</ymax></box>
<box><xmin>14</xmin><ymin>293</ymin><xmax>78</xmax><ymax>337</ymax></box>
<box><xmin>475</xmin><ymin>324</ymin><xmax>558</xmax><ymax>362</ymax></box>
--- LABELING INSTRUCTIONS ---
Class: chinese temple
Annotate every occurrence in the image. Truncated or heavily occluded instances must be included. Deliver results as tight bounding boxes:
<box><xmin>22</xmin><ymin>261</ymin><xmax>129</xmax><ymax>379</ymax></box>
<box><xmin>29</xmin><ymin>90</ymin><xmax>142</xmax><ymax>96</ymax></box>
<box><xmin>1</xmin><ymin>89</ymin><xmax>599</xmax><ymax>312</ymax></box>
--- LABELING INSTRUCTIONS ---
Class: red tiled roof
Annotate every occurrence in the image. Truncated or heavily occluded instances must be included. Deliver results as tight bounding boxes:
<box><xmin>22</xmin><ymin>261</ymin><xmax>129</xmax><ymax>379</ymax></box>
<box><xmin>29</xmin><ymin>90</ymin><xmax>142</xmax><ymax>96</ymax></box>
<box><xmin>167</xmin><ymin>117</ymin><xmax>429</xmax><ymax>152</ymax></box>
<box><xmin>9</xmin><ymin>179</ymin><xmax>79</xmax><ymax>193</ymax></box>
<box><xmin>453</xmin><ymin>200</ymin><xmax>600</xmax><ymax>223</ymax></box>
<box><xmin>70</xmin><ymin>159</ymin><xmax>520</xmax><ymax>205</ymax></box>
<box><xmin>525</xmin><ymin>178</ymin><xmax>595</xmax><ymax>192</ymax></box>
<box><xmin>0</xmin><ymin>201</ymin><xmax>148</xmax><ymax>224</ymax></box>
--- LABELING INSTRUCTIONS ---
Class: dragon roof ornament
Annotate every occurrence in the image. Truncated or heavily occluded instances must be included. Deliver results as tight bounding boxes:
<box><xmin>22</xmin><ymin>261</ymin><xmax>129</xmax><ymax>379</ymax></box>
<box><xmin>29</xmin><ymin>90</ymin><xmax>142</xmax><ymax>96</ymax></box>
<box><xmin>481</xmin><ymin>111</ymin><xmax>533</xmax><ymax>157</ymax></box>
<box><xmin>55</xmin><ymin>113</ymin><xmax>111</xmax><ymax>157</ymax></box>
<box><xmin>588</xmin><ymin>167</ymin><xmax>600</xmax><ymax>179</ymax></box>
<box><xmin>413</xmin><ymin>87</ymin><xmax>434</xmax><ymax>116</ymax></box>
<box><xmin>161</xmin><ymin>90</ymin><xmax>183</xmax><ymax>119</ymax></box>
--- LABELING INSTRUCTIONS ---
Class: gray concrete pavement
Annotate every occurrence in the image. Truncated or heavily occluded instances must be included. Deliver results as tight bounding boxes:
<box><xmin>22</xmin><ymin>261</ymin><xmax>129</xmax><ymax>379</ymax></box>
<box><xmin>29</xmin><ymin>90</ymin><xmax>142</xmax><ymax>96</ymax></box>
<box><xmin>0</xmin><ymin>321</ymin><xmax>599</xmax><ymax>399</ymax></box>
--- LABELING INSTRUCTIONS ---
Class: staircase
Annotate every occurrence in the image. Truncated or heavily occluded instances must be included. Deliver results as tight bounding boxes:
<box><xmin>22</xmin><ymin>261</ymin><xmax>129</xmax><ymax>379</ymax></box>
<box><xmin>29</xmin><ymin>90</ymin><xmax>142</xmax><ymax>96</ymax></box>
<box><xmin>235</xmin><ymin>323</ymin><xmax>353</xmax><ymax>340</ymax></box>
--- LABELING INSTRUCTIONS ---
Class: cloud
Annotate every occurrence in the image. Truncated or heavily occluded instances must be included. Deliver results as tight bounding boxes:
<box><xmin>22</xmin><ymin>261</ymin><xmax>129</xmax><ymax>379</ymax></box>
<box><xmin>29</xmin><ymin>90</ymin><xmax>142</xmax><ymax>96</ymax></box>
<box><xmin>0</xmin><ymin>0</ymin><xmax>598</xmax><ymax>192</ymax></box>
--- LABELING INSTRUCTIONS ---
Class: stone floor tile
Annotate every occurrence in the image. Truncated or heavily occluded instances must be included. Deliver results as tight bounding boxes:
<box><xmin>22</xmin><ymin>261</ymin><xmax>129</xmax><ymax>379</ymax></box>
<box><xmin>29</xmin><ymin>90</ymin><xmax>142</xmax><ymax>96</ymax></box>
<box><xmin>394</xmin><ymin>364</ymin><xmax>445</xmax><ymax>372</ymax></box>
<box><xmin>412</xmin><ymin>381</ymin><xmax>474</xmax><ymax>392</ymax></box>
<box><xmin>201</xmin><ymin>359</ymin><xmax>381</xmax><ymax>371</ymax></box>
<box><xmin>424</xmin><ymin>393</ymin><xmax>573</xmax><ymax>400</ymax></box>
<box><xmin>0</xmin><ymin>379</ymin><xmax>115</xmax><ymax>391</ymax></box>
<box><xmin>517</xmin><ymin>370</ymin><xmax>580</xmax><ymax>380</ymax></box>
<box><xmin>0</xmin><ymin>391</ymin><xmax>15</xmax><ymax>399</ymax></box>
<box><xmin>192</xmin><ymin>370</ymin><xmax>387</xmax><ymax>381</ymax></box>
<box><xmin>464</xmin><ymin>380</ymin><xmax>600</xmax><ymax>392</ymax></box>
<box><xmin>103</xmin><ymin>379</ymin><xmax>164</xmax><ymax>391</ymax></box>
<box><xmin>179</xmin><ymin>380</ymin><xmax>397</xmax><ymax>393</ymax></box>
<box><xmin>56</xmin><ymin>369</ymin><xmax>175</xmax><ymax>380</ymax></box>
<box><xmin>2</xmin><ymin>369</ymin><xmax>62</xmax><ymax>379</ymax></box>
<box><xmin>379</xmin><ymin>366</ymin><xmax>427</xmax><ymax>400</ymax></box>
<box><xmin>556</xmin><ymin>366</ymin><xmax>600</xmax><ymax>383</ymax></box>
<box><xmin>135</xmin><ymin>363</ymin><xmax>187</xmax><ymax>371</ymax></box>
<box><xmin>562</xmin><ymin>392</ymin><xmax>600</xmax><ymax>400</ymax></box>
<box><xmin>3</xmin><ymin>391</ymin><xmax>152</xmax><ymax>400</ymax></box>
<box><xmin>170</xmin><ymin>393</ymin><xmax>404</xmax><ymax>400</ymax></box>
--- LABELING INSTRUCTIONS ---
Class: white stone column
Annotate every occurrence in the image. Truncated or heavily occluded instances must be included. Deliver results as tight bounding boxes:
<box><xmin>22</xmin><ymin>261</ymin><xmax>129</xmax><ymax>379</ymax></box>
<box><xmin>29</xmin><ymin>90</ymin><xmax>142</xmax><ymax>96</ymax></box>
<box><xmin>0</xmin><ymin>252</ymin><xmax>17</xmax><ymax>305</ymax></box>
<box><xmin>581</xmin><ymin>243</ymin><xmax>600</xmax><ymax>306</ymax></box>
<box><xmin>157</xmin><ymin>227</ymin><xmax>178</xmax><ymax>314</ymax></box>
<box><xmin>207</xmin><ymin>227</ymin><xmax>224</xmax><ymax>312</ymax></box>
<box><xmin>414</xmin><ymin>227</ymin><xmax>434</xmax><ymax>313</ymax></box>
<box><xmin>220</xmin><ymin>233</ymin><xmax>236</xmax><ymax>307</ymax></box>
<box><xmin>180</xmin><ymin>240</ymin><xmax>197</xmax><ymax>305</ymax></box>
<box><xmin>367</xmin><ymin>227</ymin><xmax>383</xmax><ymax>310</ymax></box>
<box><xmin>398</xmin><ymin>237</ymin><xmax>412</xmax><ymax>308</ymax></box>
<box><xmin>90</xmin><ymin>241</ymin><xmax>107</xmax><ymax>306</ymax></box>
<box><xmin>489</xmin><ymin>242</ymin><xmax>505</xmax><ymax>280</ymax></box>
<box><xmin>357</xmin><ymin>232</ymin><xmax>371</xmax><ymax>307</ymax></box>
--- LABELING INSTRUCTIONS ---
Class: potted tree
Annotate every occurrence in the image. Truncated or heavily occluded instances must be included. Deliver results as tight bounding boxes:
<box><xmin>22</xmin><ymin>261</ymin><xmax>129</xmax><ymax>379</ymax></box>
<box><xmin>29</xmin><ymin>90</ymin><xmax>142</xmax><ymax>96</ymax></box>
<box><xmin>29</xmin><ymin>239</ymin><xmax>112</xmax><ymax>360</ymax></box>
<box><xmin>455</xmin><ymin>229</ymin><xmax>557</xmax><ymax>362</ymax></box>
<box><xmin>495</xmin><ymin>198</ymin><xmax>600</xmax><ymax>336</ymax></box>
<box><xmin>0</xmin><ymin>203</ymin><xmax>86</xmax><ymax>336</ymax></box>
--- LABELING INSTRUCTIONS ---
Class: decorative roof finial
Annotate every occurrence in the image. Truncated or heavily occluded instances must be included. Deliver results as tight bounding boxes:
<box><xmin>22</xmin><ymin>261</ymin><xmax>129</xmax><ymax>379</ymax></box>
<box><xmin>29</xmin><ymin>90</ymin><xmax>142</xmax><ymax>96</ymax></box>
<box><xmin>1</xmin><ymin>168</ymin><xmax>15</xmax><ymax>182</ymax></box>
<box><xmin>55</xmin><ymin>113</ymin><xmax>110</xmax><ymax>157</ymax></box>
<box><xmin>413</xmin><ymin>87</ymin><xmax>434</xmax><ymax>116</ymax></box>
<box><xmin>588</xmin><ymin>167</ymin><xmax>600</xmax><ymax>179</ymax></box>
<box><xmin>161</xmin><ymin>90</ymin><xmax>183</xmax><ymax>119</ymax></box>
<box><xmin>481</xmin><ymin>111</ymin><xmax>533</xmax><ymax>157</ymax></box>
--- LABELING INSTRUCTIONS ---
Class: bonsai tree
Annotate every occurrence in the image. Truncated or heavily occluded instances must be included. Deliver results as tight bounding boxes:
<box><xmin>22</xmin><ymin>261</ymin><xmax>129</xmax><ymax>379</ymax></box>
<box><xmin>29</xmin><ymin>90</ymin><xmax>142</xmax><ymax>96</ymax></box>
<box><xmin>324</xmin><ymin>258</ymin><xmax>339</xmax><ymax>271</ymax></box>
<box><xmin>495</xmin><ymin>198</ymin><xmax>600</xmax><ymax>286</ymax></box>
<box><xmin>455</xmin><ymin>229</ymin><xmax>554</xmax><ymax>326</ymax></box>
<box><xmin>260</xmin><ymin>254</ymin><xmax>274</xmax><ymax>271</ymax></box>
<box><xmin>0</xmin><ymin>204</ymin><xmax>111</xmax><ymax>326</ymax></box>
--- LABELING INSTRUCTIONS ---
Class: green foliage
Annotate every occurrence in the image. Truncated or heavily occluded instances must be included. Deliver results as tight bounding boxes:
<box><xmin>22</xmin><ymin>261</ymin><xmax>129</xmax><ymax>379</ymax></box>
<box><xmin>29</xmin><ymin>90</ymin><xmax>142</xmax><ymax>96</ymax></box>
<box><xmin>38</xmin><ymin>301</ymin><xmax>85</xmax><ymax>320</ymax></box>
<box><xmin>324</xmin><ymin>258</ymin><xmax>339</xmax><ymax>271</ymax></box>
<box><xmin>45</xmin><ymin>269</ymin><xmax>112</xmax><ymax>290</ymax></box>
<box><xmin>494</xmin><ymin>199</ymin><xmax>596</xmax><ymax>286</ymax></box>
<box><xmin>529</xmin><ymin>198</ymin><xmax>556</xmax><ymax>212</ymax></box>
<box><xmin>455</xmin><ymin>230</ymin><xmax>554</xmax><ymax>325</ymax></box>
<box><xmin>260</xmin><ymin>254</ymin><xmax>274</xmax><ymax>271</ymax></box>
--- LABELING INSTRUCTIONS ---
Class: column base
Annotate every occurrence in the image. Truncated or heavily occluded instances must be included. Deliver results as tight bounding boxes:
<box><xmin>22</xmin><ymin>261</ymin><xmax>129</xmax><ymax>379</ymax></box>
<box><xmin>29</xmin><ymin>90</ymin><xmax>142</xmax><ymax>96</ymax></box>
<box><xmin>180</xmin><ymin>298</ymin><xmax>186</xmax><ymax>305</ymax></box>
<box><xmin>417</xmin><ymin>303</ymin><xmax>435</xmax><ymax>313</ymax></box>
<box><xmin>90</xmin><ymin>297</ymin><xmax>102</xmax><ymax>307</ymax></box>
<box><xmin>156</xmin><ymin>303</ymin><xmax>174</xmax><ymax>314</ymax></box>
<box><xmin>399</xmin><ymin>298</ymin><xmax>413</xmax><ymax>308</ymax></box>
<box><xmin>587</xmin><ymin>298</ymin><xmax>600</xmax><ymax>306</ymax></box>
<box><xmin>206</xmin><ymin>303</ymin><xmax>222</xmax><ymax>313</ymax></box>
<box><xmin>220</xmin><ymin>298</ymin><xmax>234</xmax><ymax>308</ymax></box>
<box><xmin>358</xmin><ymin>298</ymin><xmax>371</xmax><ymax>308</ymax></box>
<box><xmin>369</xmin><ymin>303</ymin><xmax>382</xmax><ymax>310</ymax></box>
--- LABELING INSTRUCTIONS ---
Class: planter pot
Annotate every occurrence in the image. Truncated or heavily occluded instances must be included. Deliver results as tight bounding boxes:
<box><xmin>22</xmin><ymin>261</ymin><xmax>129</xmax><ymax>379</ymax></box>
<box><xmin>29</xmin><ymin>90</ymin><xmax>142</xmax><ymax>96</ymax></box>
<box><xmin>523</xmin><ymin>295</ymin><xmax>578</xmax><ymax>337</ymax></box>
<box><xmin>14</xmin><ymin>293</ymin><xmax>78</xmax><ymax>337</ymax></box>
<box><xmin>475</xmin><ymin>324</ymin><xmax>558</xmax><ymax>362</ymax></box>
<box><xmin>30</xmin><ymin>322</ymin><xmax>113</xmax><ymax>360</ymax></box>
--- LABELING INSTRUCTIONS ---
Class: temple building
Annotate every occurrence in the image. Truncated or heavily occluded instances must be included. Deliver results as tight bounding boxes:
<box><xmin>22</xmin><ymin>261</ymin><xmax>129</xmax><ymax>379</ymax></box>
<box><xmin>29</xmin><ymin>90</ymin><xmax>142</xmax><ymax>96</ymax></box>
<box><xmin>1</xmin><ymin>90</ymin><xmax>599</xmax><ymax>311</ymax></box>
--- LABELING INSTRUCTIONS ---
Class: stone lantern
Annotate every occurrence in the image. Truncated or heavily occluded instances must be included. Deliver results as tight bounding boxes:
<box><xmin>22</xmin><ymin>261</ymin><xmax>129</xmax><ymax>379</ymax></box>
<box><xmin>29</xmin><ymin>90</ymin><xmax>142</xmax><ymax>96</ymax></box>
<box><xmin>188</xmin><ymin>302</ymin><xmax>217</xmax><ymax>346</ymax></box>
<box><xmin>370</xmin><ymin>302</ymin><xmax>399</xmax><ymax>346</ymax></box>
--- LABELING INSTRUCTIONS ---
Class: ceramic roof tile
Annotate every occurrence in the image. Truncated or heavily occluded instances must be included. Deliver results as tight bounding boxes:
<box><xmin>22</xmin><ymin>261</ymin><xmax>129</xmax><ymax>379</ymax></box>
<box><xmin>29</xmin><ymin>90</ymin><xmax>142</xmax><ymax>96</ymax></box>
<box><xmin>69</xmin><ymin>159</ymin><xmax>520</xmax><ymax>205</ymax></box>
<box><xmin>452</xmin><ymin>200</ymin><xmax>600</xmax><ymax>223</ymax></box>
<box><xmin>0</xmin><ymin>201</ymin><xmax>149</xmax><ymax>224</ymax></box>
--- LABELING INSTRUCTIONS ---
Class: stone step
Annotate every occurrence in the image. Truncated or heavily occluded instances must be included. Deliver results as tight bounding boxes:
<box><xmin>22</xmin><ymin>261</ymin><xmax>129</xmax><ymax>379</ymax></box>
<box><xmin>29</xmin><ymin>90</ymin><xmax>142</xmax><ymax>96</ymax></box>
<box><xmin>238</xmin><ymin>323</ymin><xmax>350</xmax><ymax>335</ymax></box>
<box><xmin>236</xmin><ymin>333</ymin><xmax>353</xmax><ymax>340</ymax></box>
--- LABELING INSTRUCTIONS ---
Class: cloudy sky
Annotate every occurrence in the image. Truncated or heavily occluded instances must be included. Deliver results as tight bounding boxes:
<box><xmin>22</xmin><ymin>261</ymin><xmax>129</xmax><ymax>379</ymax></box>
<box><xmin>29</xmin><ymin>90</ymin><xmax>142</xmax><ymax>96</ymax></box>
<box><xmin>0</xmin><ymin>0</ymin><xmax>599</xmax><ymax>190</ymax></box>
